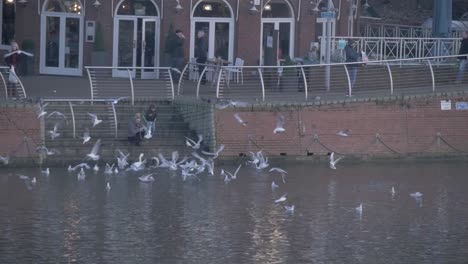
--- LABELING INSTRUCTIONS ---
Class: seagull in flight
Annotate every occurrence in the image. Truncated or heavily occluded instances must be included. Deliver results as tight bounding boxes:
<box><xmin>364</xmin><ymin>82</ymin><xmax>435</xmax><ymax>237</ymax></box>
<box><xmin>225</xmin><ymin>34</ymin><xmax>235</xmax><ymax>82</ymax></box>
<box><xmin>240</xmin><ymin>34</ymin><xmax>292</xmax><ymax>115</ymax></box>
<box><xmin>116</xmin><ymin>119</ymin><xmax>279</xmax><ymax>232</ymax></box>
<box><xmin>216</xmin><ymin>100</ymin><xmax>249</xmax><ymax>109</ymax></box>
<box><xmin>0</xmin><ymin>155</ymin><xmax>9</xmax><ymax>165</ymax></box>
<box><xmin>337</xmin><ymin>129</ymin><xmax>350</xmax><ymax>137</ymax></box>
<box><xmin>77</xmin><ymin>168</ymin><xmax>86</xmax><ymax>181</ymax></box>
<box><xmin>202</xmin><ymin>144</ymin><xmax>225</xmax><ymax>159</ymax></box>
<box><xmin>104</xmin><ymin>163</ymin><xmax>114</xmax><ymax>174</ymax></box>
<box><xmin>221</xmin><ymin>164</ymin><xmax>242</xmax><ymax>180</ymax></box>
<box><xmin>87</xmin><ymin>113</ymin><xmax>102</xmax><ymax>127</ymax></box>
<box><xmin>68</xmin><ymin>163</ymin><xmax>90</xmax><ymax>172</ymax></box>
<box><xmin>284</xmin><ymin>205</ymin><xmax>295</xmax><ymax>213</ymax></box>
<box><xmin>81</xmin><ymin>129</ymin><xmax>91</xmax><ymax>144</ymax></box>
<box><xmin>47</xmin><ymin>111</ymin><xmax>67</xmax><ymax>120</ymax></box>
<box><xmin>41</xmin><ymin>168</ymin><xmax>50</xmax><ymax>176</ymax></box>
<box><xmin>410</xmin><ymin>192</ymin><xmax>423</xmax><ymax>198</ymax></box>
<box><xmin>329</xmin><ymin>152</ymin><xmax>343</xmax><ymax>170</ymax></box>
<box><xmin>391</xmin><ymin>186</ymin><xmax>396</xmax><ymax>197</ymax></box>
<box><xmin>273</xmin><ymin>114</ymin><xmax>285</xmax><ymax>134</ymax></box>
<box><xmin>271</xmin><ymin>181</ymin><xmax>279</xmax><ymax>190</ymax></box>
<box><xmin>86</xmin><ymin>139</ymin><xmax>101</xmax><ymax>161</ymax></box>
<box><xmin>4</xmin><ymin>49</ymin><xmax>34</xmax><ymax>58</ymax></box>
<box><xmin>106</xmin><ymin>182</ymin><xmax>111</xmax><ymax>191</ymax></box>
<box><xmin>36</xmin><ymin>103</ymin><xmax>49</xmax><ymax>118</ymax></box>
<box><xmin>274</xmin><ymin>194</ymin><xmax>287</xmax><ymax>203</ymax></box>
<box><xmin>111</xmin><ymin>97</ymin><xmax>128</xmax><ymax>105</ymax></box>
<box><xmin>356</xmin><ymin>203</ymin><xmax>363</xmax><ymax>214</ymax></box>
<box><xmin>93</xmin><ymin>164</ymin><xmax>99</xmax><ymax>172</ymax></box>
<box><xmin>36</xmin><ymin>146</ymin><xmax>60</xmax><ymax>156</ymax></box>
<box><xmin>234</xmin><ymin>113</ymin><xmax>247</xmax><ymax>126</ymax></box>
<box><xmin>185</xmin><ymin>135</ymin><xmax>203</xmax><ymax>149</ymax></box>
<box><xmin>48</xmin><ymin>123</ymin><xmax>61</xmax><ymax>140</ymax></box>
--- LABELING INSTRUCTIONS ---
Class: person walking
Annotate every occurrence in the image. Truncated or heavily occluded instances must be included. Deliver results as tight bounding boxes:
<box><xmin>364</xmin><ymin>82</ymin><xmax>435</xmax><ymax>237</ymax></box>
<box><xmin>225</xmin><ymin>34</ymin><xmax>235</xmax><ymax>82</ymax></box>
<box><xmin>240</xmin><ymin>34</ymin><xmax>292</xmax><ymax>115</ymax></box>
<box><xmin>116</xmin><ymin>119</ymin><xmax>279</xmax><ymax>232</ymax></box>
<box><xmin>456</xmin><ymin>32</ymin><xmax>468</xmax><ymax>84</ymax></box>
<box><xmin>344</xmin><ymin>39</ymin><xmax>361</xmax><ymax>96</ymax></box>
<box><xmin>170</xmin><ymin>29</ymin><xmax>185</xmax><ymax>82</ymax></box>
<box><xmin>195</xmin><ymin>30</ymin><xmax>208</xmax><ymax>85</ymax></box>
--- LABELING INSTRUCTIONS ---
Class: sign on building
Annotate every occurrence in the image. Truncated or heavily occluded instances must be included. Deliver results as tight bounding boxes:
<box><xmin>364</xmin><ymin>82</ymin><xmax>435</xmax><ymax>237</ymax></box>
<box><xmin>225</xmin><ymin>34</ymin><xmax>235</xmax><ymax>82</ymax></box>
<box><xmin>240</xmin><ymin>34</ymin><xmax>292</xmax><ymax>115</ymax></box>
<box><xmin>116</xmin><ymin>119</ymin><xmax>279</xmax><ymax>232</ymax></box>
<box><xmin>455</xmin><ymin>102</ymin><xmax>468</xmax><ymax>110</ymax></box>
<box><xmin>440</xmin><ymin>100</ymin><xmax>451</xmax><ymax>110</ymax></box>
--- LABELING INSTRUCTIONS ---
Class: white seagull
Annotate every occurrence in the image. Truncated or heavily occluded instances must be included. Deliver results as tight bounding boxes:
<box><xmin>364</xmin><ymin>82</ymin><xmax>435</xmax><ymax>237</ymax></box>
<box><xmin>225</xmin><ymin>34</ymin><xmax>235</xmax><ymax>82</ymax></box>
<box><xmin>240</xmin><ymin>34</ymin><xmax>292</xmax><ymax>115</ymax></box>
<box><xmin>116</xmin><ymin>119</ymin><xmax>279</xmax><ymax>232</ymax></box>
<box><xmin>81</xmin><ymin>129</ymin><xmax>91</xmax><ymax>144</ymax></box>
<box><xmin>47</xmin><ymin>111</ymin><xmax>67</xmax><ymax>120</ymax></box>
<box><xmin>106</xmin><ymin>182</ymin><xmax>111</xmax><ymax>191</ymax></box>
<box><xmin>87</xmin><ymin>113</ymin><xmax>103</xmax><ymax>127</ymax></box>
<box><xmin>356</xmin><ymin>203</ymin><xmax>363</xmax><ymax>214</ymax></box>
<box><xmin>337</xmin><ymin>129</ymin><xmax>350</xmax><ymax>137</ymax></box>
<box><xmin>0</xmin><ymin>155</ymin><xmax>9</xmax><ymax>165</ymax></box>
<box><xmin>271</xmin><ymin>181</ymin><xmax>279</xmax><ymax>190</ymax></box>
<box><xmin>48</xmin><ymin>123</ymin><xmax>61</xmax><ymax>140</ymax></box>
<box><xmin>77</xmin><ymin>168</ymin><xmax>86</xmax><ymax>181</ymax></box>
<box><xmin>234</xmin><ymin>113</ymin><xmax>247</xmax><ymax>126</ymax></box>
<box><xmin>410</xmin><ymin>192</ymin><xmax>423</xmax><ymax>198</ymax></box>
<box><xmin>68</xmin><ymin>163</ymin><xmax>90</xmax><ymax>172</ymax></box>
<box><xmin>36</xmin><ymin>146</ymin><xmax>60</xmax><ymax>156</ymax></box>
<box><xmin>221</xmin><ymin>164</ymin><xmax>242</xmax><ymax>181</ymax></box>
<box><xmin>41</xmin><ymin>168</ymin><xmax>50</xmax><ymax>176</ymax></box>
<box><xmin>391</xmin><ymin>186</ymin><xmax>396</xmax><ymax>197</ymax></box>
<box><xmin>111</xmin><ymin>97</ymin><xmax>128</xmax><ymax>105</ymax></box>
<box><xmin>201</xmin><ymin>144</ymin><xmax>225</xmax><ymax>159</ymax></box>
<box><xmin>329</xmin><ymin>152</ymin><xmax>343</xmax><ymax>170</ymax></box>
<box><xmin>139</xmin><ymin>173</ymin><xmax>155</xmax><ymax>182</ymax></box>
<box><xmin>274</xmin><ymin>194</ymin><xmax>288</xmax><ymax>203</ymax></box>
<box><xmin>273</xmin><ymin>114</ymin><xmax>286</xmax><ymax>134</ymax></box>
<box><xmin>93</xmin><ymin>164</ymin><xmax>99</xmax><ymax>172</ymax></box>
<box><xmin>36</xmin><ymin>103</ymin><xmax>49</xmax><ymax>119</ymax></box>
<box><xmin>104</xmin><ymin>163</ymin><xmax>114</xmax><ymax>174</ymax></box>
<box><xmin>284</xmin><ymin>205</ymin><xmax>295</xmax><ymax>213</ymax></box>
<box><xmin>86</xmin><ymin>139</ymin><xmax>101</xmax><ymax>161</ymax></box>
<box><xmin>185</xmin><ymin>135</ymin><xmax>203</xmax><ymax>149</ymax></box>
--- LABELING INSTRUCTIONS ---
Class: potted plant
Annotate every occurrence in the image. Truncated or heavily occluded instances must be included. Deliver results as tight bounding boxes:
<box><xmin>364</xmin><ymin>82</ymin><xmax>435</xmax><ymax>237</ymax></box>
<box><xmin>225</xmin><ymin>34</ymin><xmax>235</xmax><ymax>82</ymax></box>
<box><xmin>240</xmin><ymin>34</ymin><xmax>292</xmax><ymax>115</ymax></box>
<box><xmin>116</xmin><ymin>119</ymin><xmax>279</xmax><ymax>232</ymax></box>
<box><xmin>91</xmin><ymin>22</ymin><xmax>110</xmax><ymax>66</ymax></box>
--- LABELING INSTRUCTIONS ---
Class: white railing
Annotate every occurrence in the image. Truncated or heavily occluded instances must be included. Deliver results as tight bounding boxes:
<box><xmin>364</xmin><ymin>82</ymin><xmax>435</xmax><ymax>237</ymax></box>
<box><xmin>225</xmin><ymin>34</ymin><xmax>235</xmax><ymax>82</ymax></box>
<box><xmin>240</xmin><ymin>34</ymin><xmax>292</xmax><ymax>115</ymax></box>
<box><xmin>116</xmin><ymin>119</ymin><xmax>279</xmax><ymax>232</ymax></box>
<box><xmin>41</xmin><ymin>99</ymin><xmax>118</xmax><ymax>139</ymax></box>
<box><xmin>85</xmin><ymin>66</ymin><xmax>175</xmax><ymax>105</ymax></box>
<box><xmin>176</xmin><ymin>54</ymin><xmax>466</xmax><ymax>102</ymax></box>
<box><xmin>320</xmin><ymin>36</ymin><xmax>461</xmax><ymax>63</ymax></box>
<box><xmin>0</xmin><ymin>66</ymin><xmax>27</xmax><ymax>99</ymax></box>
<box><xmin>361</xmin><ymin>23</ymin><xmax>462</xmax><ymax>39</ymax></box>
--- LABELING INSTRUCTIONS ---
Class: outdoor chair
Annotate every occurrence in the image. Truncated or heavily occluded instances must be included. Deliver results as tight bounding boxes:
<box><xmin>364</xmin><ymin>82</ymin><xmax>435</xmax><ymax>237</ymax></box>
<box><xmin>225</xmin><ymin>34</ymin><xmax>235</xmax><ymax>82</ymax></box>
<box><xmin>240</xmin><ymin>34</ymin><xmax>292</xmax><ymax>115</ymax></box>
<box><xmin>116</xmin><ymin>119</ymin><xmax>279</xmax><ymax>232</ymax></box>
<box><xmin>225</xmin><ymin>58</ymin><xmax>244</xmax><ymax>84</ymax></box>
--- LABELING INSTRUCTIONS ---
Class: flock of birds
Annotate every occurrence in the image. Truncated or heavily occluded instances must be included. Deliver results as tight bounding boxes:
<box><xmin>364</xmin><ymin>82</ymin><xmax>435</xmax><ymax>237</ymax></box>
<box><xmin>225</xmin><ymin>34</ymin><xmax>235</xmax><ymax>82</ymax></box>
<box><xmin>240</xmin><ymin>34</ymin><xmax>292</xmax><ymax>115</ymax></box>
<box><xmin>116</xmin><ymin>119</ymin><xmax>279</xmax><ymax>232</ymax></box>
<box><xmin>0</xmin><ymin>100</ymin><xmax>425</xmax><ymax>215</ymax></box>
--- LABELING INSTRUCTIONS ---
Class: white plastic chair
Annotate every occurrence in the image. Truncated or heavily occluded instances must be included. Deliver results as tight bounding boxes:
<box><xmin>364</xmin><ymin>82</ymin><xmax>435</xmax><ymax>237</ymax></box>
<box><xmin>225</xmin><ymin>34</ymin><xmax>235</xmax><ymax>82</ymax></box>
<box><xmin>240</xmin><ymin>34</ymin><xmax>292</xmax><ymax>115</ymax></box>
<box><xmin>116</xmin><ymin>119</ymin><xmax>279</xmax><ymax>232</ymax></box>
<box><xmin>226</xmin><ymin>58</ymin><xmax>244</xmax><ymax>84</ymax></box>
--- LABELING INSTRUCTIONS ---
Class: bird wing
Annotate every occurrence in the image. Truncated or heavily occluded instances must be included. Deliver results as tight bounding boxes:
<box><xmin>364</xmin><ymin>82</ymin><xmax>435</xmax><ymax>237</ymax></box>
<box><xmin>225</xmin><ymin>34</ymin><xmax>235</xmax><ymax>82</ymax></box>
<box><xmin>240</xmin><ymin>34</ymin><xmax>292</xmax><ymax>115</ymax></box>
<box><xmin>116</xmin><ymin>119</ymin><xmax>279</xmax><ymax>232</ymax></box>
<box><xmin>234</xmin><ymin>113</ymin><xmax>243</xmax><ymax>123</ymax></box>
<box><xmin>90</xmin><ymin>139</ymin><xmax>101</xmax><ymax>155</ymax></box>
<box><xmin>185</xmin><ymin>136</ymin><xmax>196</xmax><ymax>146</ymax></box>
<box><xmin>196</xmin><ymin>135</ymin><xmax>203</xmax><ymax>145</ymax></box>
<box><xmin>330</xmin><ymin>152</ymin><xmax>335</xmax><ymax>162</ymax></box>
<box><xmin>233</xmin><ymin>164</ymin><xmax>242</xmax><ymax>177</ymax></box>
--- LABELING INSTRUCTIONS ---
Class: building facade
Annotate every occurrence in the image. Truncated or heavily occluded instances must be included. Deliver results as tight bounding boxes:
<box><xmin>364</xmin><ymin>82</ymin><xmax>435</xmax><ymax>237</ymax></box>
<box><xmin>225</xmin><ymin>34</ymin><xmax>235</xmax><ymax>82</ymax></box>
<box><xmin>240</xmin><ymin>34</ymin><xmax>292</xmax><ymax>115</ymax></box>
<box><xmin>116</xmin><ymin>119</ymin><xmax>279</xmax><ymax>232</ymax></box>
<box><xmin>7</xmin><ymin>0</ymin><xmax>358</xmax><ymax>76</ymax></box>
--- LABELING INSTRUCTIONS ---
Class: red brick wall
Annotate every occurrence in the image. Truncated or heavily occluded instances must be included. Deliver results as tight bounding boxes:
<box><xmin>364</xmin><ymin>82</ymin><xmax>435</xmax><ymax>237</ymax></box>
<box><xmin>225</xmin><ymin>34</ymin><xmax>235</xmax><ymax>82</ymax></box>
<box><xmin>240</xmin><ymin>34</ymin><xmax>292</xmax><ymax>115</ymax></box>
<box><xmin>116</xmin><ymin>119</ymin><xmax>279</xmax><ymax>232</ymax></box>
<box><xmin>215</xmin><ymin>95</ymin><xmax>468</xmax><ymax>157</ymax></box>
<box><xmin>0</xmin><ymin>104</ymin><xmax>41</xmax><ymax>160</ymax></box>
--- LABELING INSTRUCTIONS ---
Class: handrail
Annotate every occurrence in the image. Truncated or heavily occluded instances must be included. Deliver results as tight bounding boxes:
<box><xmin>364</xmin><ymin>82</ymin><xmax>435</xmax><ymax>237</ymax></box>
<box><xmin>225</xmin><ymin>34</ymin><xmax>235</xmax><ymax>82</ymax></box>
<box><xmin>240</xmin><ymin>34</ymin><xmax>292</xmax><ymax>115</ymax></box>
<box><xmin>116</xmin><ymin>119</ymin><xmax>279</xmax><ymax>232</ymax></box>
<box><xmin>0</xmin><ymin>71</ymin><xmax>7</xmax><ymax>99</ymax></box>
<box><xmin>385</xmin><ymin>62</ymin><xmax>394</xmax><ymax>95</ymax></box>
<box><xmin>168</xmin><ymin>68</ymin><xmax>175</xmax><ymax>100</ymax></box>
<box><xmin>86</xmin><ymin>68</ymin><xmax>94</xmax><ymax>104</ymax></box>
<box><xmin>68</xmin><ymin>102</ymin><xmax>76</xmax><ymax>138</ymax></box>
<box><xmin>127</xmin><ymin>68</ymin><xmax>134</xmax><ymax>105</ymax></box>
<box><xmin>111</xmin><ymin>102</ymin><xmax>118</xmax><ymax>139</ymax></box>
<box><xmin>257</xmin><ymin>68</ymin><xmax>265</xmax><ymax>101</ymax></box>
<box><xmin>426</xmin><ymin>60</ymin><xmax>436</xmax><ymax>92</ymax></box>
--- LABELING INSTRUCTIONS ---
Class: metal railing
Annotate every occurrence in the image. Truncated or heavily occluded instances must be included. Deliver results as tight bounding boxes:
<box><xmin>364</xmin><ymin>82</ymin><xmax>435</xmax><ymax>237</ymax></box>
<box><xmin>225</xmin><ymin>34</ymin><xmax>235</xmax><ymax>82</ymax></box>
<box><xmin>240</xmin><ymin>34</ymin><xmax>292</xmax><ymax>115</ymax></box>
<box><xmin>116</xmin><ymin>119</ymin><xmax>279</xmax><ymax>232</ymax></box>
<box><xmin>41</xmin><ymin>99</ymin><xmax>118</xmax><ymax>140</ymax></box>
<box><xmin>361</xmin><ymin>23</ymin><xmax>463</xmax><ymax>39</ymax></box>
<box><xmin>0</xmin><ymin>66</ymin><xmax>27</xmax><ymax>99</ymax></box>
<box><xmin>320</xmin><ymin>36</ymin><xmax>461</xmax><ymax>63</ymax></box>
<box><xmin>85</xmin><ymin>66</ymin><xmax>175</xmax><ymax>105</ymax></box>
<box><xmin>176</xmin><ymin>54</ymin><xmax>466</xmax><ymax>102</ymax></box>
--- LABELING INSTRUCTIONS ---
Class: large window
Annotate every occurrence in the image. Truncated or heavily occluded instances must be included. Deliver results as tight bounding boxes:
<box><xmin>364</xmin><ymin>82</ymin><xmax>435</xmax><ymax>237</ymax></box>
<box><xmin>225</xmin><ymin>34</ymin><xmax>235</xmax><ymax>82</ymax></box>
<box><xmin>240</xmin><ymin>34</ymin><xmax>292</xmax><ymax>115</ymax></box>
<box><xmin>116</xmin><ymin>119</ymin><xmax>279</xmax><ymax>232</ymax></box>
<box><xmin>1</xmin><ymin>0</ymin><xmax>15</xmax><ymax>46</ymax></box>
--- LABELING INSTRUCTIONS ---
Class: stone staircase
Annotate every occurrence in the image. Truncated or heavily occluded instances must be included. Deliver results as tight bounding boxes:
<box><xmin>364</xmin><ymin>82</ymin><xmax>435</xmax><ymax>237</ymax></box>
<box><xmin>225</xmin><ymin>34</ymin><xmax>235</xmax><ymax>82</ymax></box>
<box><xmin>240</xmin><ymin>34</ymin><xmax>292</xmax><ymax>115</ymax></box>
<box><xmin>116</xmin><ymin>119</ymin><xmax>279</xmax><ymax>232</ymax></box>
<box><xmin>41</xmin><ymin>100</ymin><xmax>205</xmax><ymax>165</ymax></box>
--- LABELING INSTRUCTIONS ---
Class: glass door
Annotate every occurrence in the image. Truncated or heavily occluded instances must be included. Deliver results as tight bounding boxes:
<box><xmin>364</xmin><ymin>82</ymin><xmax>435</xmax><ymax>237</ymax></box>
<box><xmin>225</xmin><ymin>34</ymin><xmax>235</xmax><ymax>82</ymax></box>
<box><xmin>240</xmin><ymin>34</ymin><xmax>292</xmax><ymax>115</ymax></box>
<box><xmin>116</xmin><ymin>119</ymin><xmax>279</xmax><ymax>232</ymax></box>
<box><xmin>141</xmin><ymin>18</ymin><xmax>159</xmax><ymax>79</ymax></box>
<box><xmin>41</xmin><ymin>14</ymin><xmax>83</xmax><ymax>75</ymax></box>
<box><xmin>214</xmin><ymin>22</ymin><xmax>230</xmax><ymax>61</ymax></box>
<box><xmin>261</xmin><ymin>20</ymin><xmax>294</xmax><ymax>65</ymax></box>
<box><xmin>113</xmin><ymin>18</ymin><xmax>137</xmax><ymax>78</ymax></box>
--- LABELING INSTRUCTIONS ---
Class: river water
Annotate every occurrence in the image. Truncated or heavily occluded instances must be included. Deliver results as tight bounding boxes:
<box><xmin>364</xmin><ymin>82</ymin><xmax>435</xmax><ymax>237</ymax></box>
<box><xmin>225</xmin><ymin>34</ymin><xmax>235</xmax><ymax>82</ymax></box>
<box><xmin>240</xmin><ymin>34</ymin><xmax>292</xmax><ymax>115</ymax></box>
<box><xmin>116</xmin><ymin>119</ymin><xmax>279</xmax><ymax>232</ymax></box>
<box><xmin>1</xmin><ymin>160</ymin><xmax>468</xmax><ymax>263</ymax></box>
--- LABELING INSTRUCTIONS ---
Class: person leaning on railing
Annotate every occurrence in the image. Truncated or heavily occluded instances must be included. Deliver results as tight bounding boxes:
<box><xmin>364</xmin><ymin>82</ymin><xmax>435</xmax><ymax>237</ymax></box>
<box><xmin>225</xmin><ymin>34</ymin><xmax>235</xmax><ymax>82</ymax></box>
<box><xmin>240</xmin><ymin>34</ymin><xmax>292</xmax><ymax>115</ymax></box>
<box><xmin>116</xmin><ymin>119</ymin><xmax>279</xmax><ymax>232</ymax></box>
<box><xmin>344</xmin><ymin>39</ymin><xmax>362</xmax><ymax>95</ymax></box>
<box><xmin>456</xmin><ymin>32</ymin><xmax>468</xmax><ymax>84</ymax></box>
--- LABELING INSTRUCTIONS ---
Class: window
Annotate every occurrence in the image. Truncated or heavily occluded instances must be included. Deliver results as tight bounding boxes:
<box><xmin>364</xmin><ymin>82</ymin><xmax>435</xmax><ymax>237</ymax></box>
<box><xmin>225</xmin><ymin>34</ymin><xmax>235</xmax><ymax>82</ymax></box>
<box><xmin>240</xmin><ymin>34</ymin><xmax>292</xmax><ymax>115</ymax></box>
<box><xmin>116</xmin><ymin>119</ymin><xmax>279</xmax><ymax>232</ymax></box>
<box><xmin>193</xmin><ymin>1</ymin><xmax>231</xmax><ymax>18</ymax></box>
<box><xmin>1</xmin><ymin>0</ymin><xmax>15</xmax><ymax>46</ymax></box>
<box><xmin>117</xmin><ymin>0</ymin><xmax>158</xmax><ymax>16</ymax></box>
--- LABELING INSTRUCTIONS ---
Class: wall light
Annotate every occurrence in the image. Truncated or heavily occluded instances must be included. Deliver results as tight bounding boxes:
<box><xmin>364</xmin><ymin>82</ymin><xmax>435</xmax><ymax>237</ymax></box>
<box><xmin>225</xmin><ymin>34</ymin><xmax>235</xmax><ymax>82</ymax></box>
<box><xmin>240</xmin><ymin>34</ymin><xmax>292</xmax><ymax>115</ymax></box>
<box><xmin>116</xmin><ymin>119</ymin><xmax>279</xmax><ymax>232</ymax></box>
<box><xmin>93</xmin><ymin>0</ymin><xmax>101</xmax><ymax>8</ymax></box>
<box><xmin>203</xmin><ymin>4</ymin><xmax>212</xmax><ymax>11</ymax></box>
<box><xmin>249</xmin><ymin>1</ymin><xmax>259</xmax><ymax>15</ymax></box>
<box><xmin>264</xmin><ymin>4</ymin><xmax>271</xmax><ymax>11</ymax></box>
<box><xmin>175</xmin><ymin>0</ymin><xmax>183</xmax><ymax>12</ymax></box>
<box><xmin>6</xmin><ymin>0</ymin><xmax>14</xmax><ymax>3</ymax></box>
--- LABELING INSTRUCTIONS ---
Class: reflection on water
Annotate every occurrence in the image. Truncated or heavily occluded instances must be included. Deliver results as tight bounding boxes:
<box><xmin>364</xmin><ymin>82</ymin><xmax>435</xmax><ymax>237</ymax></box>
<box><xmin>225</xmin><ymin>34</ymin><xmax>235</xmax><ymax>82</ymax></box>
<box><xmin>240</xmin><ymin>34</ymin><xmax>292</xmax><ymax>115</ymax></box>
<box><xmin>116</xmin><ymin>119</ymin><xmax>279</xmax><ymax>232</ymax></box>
<box><xmin>1</xmin><ymin>161</ymin><xmax>468</xmax><ymax>263</ymax></box>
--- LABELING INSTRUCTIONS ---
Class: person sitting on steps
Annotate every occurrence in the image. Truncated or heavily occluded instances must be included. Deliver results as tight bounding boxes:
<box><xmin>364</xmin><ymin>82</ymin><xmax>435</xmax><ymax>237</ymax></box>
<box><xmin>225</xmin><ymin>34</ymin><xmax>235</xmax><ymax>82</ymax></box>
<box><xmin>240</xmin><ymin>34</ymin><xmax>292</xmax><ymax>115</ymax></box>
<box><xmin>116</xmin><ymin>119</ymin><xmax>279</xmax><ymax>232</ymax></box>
<box><xmin>144</xmin><ymin>103</ymin><xmax>158</xmax><ymax>136</ymax></box>
<box><xmin>128</xmin><ymin>113</ymin><xmax>145</xmax><ymax>146</ymax></box>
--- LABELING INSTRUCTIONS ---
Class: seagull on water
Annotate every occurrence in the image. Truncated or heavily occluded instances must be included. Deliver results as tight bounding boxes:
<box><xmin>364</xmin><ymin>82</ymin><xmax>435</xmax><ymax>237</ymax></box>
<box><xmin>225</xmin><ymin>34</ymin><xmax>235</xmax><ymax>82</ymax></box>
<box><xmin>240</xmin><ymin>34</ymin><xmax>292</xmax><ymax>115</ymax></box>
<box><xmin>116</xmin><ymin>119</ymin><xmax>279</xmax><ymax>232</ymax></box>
<box><xmin>116</xmin><ymin>149</ymin><xmax>130</xmax><ymax>169</ymax></box>
<box><xmin>0</xmin><ymin>155</ymin><xmax>9</xmax><ymax>165</ymax></box>
<box><xmin>391</xmin><ymin>186</ymin><xmax>396</xmax><ymax>197</ymax></box>
<box><xmin>185</xmin><ymin>135</ymin><xmax>203</xmax><ymax>149</ymax></box>
<box><xmin>77</xmin><ymin>168</ymin><xmax>86</xmax><ymax>181</ymax></box>
<box><xmin>139</xmin><ymin>173</ymin><xmax>155</xmax><ymax>182</ymax></box>
<box><xmin>329</xmin><ymin>152</ymin><xmax>343</xmax><ymax>170</ymax></box>
<box><xmin>274</xmin><ymin>194</ymin><xmax>287</xmax><ymax>203</ymax></box>
<box><xmin>41</xmin><ymin>168</ymin><xmax>50</xmax><ymax>176</ymax></box>
<box><xmin>129</xmin><ymin>153</ymin><xmax>146</xmax><ymax>171</ymax></box>
<box><xmin>234</xmin><ymin>113</ymin><xmax>247</xmax><ymax>126</ymax></box>
<box><xmin>410</xmin><ymin>192</ymin><xmax>423</xmax><ymax>198</ymax></box>
<box><xmin>273</xmin><ymin>114</ymin><xmax>285</xmax><ymax>134</ymax></box>
<box><xmin>93</xmin><ymin>164</ymin><xmax>99</xmax><ymax>172</ymax></box>
<box><xmin>87</xmin><ymin>113</ymin><xmax>102</xmax><ymax>127</ymax></box>
<box><xmin>356</xmin><ymin>203</ymin><xmax>363</xmax><ymax>214</ymax></box>
<box><xmin>284</xmin><ymin>205</ymin><xmax>295</xmax><ymax>213</ymax></box>
<box><xmin>86</xmin><ymin>139</ymin><xmax>101</xmax><ymax>161</ymax></box>
<box><xmin>106</xmin><ymin>182</ymin><xmax>111</xmax><ymax>191</ymax></box>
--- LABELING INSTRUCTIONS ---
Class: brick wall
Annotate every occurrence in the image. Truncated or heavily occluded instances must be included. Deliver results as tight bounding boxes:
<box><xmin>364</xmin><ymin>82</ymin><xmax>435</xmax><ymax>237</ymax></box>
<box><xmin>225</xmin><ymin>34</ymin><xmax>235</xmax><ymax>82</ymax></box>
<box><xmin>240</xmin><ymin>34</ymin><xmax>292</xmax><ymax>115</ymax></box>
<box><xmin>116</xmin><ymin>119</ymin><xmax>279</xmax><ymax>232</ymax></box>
<box><xmin>0</xmin><ymin>103</ymin><xmax>42</xmax><ymax>165</ymax></box>
<box><xmin>215</xmin><ymin>94</ymin><xmax>468</xmax><ymax>158</ymax></box>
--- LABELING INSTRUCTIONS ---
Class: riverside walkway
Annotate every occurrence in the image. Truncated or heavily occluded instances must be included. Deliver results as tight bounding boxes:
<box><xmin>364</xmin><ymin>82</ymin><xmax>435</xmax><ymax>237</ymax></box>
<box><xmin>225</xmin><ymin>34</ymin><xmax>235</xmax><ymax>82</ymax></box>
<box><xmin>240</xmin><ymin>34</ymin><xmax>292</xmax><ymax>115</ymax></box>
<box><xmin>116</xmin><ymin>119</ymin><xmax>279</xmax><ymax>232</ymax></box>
<box><xmin>1</xmin><ymin>54</ymin><xmax>466</xmax><ymax>104</ymax></box>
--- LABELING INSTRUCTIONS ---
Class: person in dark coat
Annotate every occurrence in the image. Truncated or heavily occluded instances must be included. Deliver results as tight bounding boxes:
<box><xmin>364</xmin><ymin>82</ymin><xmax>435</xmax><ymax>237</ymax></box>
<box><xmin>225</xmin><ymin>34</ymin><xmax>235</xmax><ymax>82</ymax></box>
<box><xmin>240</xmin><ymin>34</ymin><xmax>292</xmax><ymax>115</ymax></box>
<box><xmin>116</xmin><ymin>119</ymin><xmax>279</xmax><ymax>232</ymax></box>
<box><xmin>170</xmin><ymin>29</ymin><xmax>185</xmax><ymax>82</ymax></box>
<box><xmin>128</xmin><ymin>113</ymin><xmax>145</xmax><ymax>146</ymax></box>
<box><xmin>144</xmin><ymin>103</ymin><xmax>158</xmax><ymax>135</ymax></box>
<box><xmin>195</xmin><ymin>30</ymin><xmax>208</xmax><ymax>84</ymax></box>
<box><xmin>344</xmin><ymin>39</ymin><xmax>361</xmax><ymax>94</ymax></box>
<box><xmin>456</xmin><ymin>32</ymin><xmax>468</xmax><ymax>84</ymax></box>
